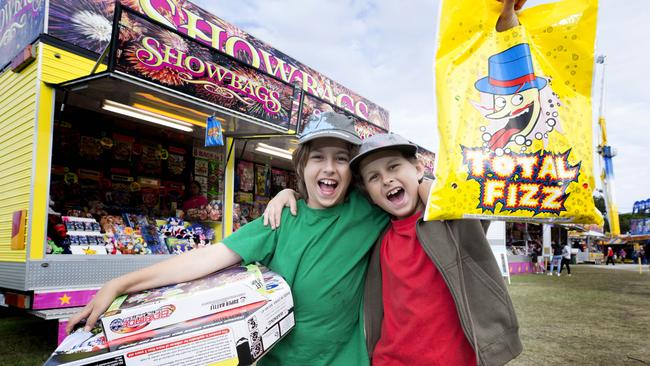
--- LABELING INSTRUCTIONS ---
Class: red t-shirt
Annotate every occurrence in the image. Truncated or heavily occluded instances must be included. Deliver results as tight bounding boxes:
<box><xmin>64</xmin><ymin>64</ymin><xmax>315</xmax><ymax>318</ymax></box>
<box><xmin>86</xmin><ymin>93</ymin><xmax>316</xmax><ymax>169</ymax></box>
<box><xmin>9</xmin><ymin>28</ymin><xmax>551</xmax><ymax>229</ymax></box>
<box><xmin>182</xmin><ymin>195</ymin><xmax>208</xmax><ymax>211</ymax></box>
<box><xmin>372</xmin><ymin>212</ymin><xmax>476</xmax><ymax>366</ymax></box>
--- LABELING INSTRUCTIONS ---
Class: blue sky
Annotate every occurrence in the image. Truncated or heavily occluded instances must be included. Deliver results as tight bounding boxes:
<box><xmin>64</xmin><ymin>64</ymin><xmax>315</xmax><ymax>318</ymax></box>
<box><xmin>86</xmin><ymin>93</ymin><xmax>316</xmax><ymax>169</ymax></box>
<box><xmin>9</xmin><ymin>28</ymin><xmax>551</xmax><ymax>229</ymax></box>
<box><xmin>194</xmin><ymin>0</ymin><xmax>650</xmax><ymax>216</ymax></box>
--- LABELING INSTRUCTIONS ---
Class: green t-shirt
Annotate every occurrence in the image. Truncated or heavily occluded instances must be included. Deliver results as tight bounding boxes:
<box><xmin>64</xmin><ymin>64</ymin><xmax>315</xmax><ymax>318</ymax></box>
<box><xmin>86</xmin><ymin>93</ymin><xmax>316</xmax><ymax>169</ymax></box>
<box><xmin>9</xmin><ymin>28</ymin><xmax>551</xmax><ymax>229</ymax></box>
<box><xmin>222</xmin><ymin>190</ymin><xmax>388</xmax><ymax>366</ymax></box>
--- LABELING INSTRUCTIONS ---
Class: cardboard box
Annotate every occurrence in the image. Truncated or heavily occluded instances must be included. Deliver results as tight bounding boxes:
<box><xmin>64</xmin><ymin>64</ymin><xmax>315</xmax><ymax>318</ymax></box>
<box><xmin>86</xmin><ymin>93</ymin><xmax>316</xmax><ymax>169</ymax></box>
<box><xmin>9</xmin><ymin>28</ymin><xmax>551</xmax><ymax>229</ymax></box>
<box><xmin>47</xmin><ymin>266</ymin><xmax>294</xmax><ymax>366</ymax></box>
<box><xmin>101</xmin><ymin>265</ymin><xmax>268</xmax><ymax>342</ymax></box>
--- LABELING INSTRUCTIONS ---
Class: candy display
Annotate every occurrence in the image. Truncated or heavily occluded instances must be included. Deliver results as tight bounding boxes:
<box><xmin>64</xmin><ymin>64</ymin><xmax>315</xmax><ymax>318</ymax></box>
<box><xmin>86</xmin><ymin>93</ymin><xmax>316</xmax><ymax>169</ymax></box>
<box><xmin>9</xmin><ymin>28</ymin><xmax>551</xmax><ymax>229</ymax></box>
<box><xmin>137</xmin><ymin>144</ymin><xmax>162</xmax><ymax>176</ymax></box>
<box><xmin>193</xmin><ymin>147</ymin><xmax>224</xmax><ymax>201</ymax></box>
<box><xmin>79</xmin><ymin>136</ymin><xmax>102</xmax><ymax>160</ymax></box>
<box><xmin>207</xmin><ymin>159</ymin><xmax>222</xmax><ymax>200</ymax></box>
<box><xmin>234</xmin><ymin>160</ymin><xmax>296</xmax><ymax>226</ymax></box>
<box><xmin>194</xmin><ymin>158</ymin><xmax>209</xmax><ymax>177</ymax></box>
<box><xmin>184</xmin><ymin>200</ymin><xmax>223</xmax><ymax>222</ymax></box>
<box><xmin>425</xmin><ymin>0</ymin><xmax>603</xmax><ymax>224</ymax></box>
<box><xmin>113</xmin><ymin>134</ymin><xmax>134</xmax><ymax>162</ymax></box>
<box><xmin>61</xmin><ymin>216</ymin><xmax>107</xmax><ymax>255</ymax></box>
<box><xmin>47</xmin><ymin>265</ymin><xmax>295</xmax><ymax>366</ymax></box>
<box><xmin>271</xmin><ymin>168</ymin><xmax>288</xmax><ymax>196</ymax></box>
<box><xmin>237</xmin><ymin>161</ymin><xmax>254</xmax><ymax>192</ymax></box>
<box><xmin>255</xmin><ymin>164</ymin><xmax>271</xmax><ymax>196</ymax></box>
<box><xmin>167</xmin><ymin>146</ymin><xmax>187</xmax><ymax>176</ymax></box>
<box><xmin>48</xmin><ymin>118</ymin><xmax>228</xmax><ymax>256</ymax></box>
<box><xmin>47</xmin><ymin>211</ymin><xmax>221</xmax><ymax>256</ymax></box>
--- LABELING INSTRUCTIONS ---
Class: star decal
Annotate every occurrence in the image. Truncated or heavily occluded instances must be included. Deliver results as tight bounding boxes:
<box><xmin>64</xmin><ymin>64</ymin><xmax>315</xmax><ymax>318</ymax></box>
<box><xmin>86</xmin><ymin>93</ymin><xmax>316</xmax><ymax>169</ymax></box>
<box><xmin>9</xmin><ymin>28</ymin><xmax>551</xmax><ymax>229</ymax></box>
<box><xmin>59</xmin><ymin>293</ymin><xmax>71</xmax><ymax>305</ymax></box>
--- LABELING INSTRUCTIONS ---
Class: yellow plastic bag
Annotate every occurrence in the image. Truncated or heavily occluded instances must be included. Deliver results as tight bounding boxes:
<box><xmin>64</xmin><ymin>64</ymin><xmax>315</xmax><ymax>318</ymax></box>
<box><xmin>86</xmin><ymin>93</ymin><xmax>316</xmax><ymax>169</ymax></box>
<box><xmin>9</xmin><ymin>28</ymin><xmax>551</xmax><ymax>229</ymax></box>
<box><xmin>425</xmin><ymin>0</ymin><xmax>603</xmax><ymax>224</ymax></box>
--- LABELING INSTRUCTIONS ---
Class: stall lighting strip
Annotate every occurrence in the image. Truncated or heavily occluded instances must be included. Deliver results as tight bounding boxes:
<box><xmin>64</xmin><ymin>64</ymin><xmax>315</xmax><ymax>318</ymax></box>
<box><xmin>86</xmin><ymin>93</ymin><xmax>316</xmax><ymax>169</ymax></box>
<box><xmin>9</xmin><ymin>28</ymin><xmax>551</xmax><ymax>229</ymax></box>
<box><xmin>102</xmin><ymin>100</ymin><xmax>194</xmax><ymax>132</ymax></box>
<box><xmin>135</xmin><ymin>92</ymin><xmax>211</xmax><ymax>118</ymax></box>
<box><xmin>255</xmin><ymin>145</ymin><xmax>293</xmax><ymax>160</ymax></box>
<box><xmin>257</xmin><ymin>142</ymin><xmax>294</xmax><ymax>155</ymax></box>
<box><xmin>132</xmin><ymin>103</ymin><xmax>207</xmax><ymax>127</ymax></box>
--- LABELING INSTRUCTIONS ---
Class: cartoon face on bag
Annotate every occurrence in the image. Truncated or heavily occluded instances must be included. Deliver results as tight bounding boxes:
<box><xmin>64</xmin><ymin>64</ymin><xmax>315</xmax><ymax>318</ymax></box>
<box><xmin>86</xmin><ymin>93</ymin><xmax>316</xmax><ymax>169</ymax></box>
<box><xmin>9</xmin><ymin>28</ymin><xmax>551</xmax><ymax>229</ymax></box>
<box><xmin>473</xmin><ymin>43</ymin><xmax>562</xmax><ymax>155</ymax></box>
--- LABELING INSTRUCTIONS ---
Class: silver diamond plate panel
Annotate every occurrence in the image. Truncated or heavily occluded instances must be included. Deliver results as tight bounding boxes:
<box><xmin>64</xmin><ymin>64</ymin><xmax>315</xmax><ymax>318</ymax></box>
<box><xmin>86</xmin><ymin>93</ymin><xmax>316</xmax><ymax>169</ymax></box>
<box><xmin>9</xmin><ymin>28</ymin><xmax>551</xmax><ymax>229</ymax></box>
<box><xmin>25</xmin><ymin>256</ymin><xmax>170</xmax><ymax>290</ymax></box>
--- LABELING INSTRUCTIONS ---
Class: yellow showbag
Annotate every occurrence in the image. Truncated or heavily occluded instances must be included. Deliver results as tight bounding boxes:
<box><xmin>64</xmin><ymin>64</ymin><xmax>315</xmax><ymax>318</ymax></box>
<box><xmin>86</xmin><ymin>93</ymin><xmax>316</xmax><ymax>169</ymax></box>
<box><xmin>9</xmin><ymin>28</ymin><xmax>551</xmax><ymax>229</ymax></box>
<box><xmin>425</xmin><ymin>0</ymin><xmax>603</xmax><ymax>224</ymax></box>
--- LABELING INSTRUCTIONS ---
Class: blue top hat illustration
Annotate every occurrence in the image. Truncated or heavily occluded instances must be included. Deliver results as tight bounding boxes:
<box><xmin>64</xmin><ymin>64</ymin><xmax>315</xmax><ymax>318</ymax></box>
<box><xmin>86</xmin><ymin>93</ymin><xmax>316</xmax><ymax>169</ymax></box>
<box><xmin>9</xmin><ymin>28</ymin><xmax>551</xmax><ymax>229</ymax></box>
<box><xmin>475</xmin><ymin>43</ymin><xmax>547</xmax><ymax>95</ymax></box>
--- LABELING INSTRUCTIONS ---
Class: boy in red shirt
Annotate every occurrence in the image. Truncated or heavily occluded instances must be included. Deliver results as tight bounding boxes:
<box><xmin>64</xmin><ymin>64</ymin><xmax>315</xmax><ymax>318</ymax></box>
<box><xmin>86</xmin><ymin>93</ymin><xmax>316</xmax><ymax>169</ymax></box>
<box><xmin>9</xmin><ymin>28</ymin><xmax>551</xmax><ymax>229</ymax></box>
<box><xmin>352</xmin><ymin>133</ymin><xmax>521</xmax><ymax>366</ymax></box>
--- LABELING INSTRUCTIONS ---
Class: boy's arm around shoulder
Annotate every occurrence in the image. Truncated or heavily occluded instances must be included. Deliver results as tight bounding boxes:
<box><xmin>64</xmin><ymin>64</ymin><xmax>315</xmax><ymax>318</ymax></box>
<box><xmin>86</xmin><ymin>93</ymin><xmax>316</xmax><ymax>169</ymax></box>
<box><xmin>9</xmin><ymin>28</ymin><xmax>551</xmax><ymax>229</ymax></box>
<box><xmin>66</xmin><ymin>243</ymin><xmax>241</xmax><ymax>333</ymax></box>
<box><xmin>263</xmin><ymin>188</ymin><xmax>299</xmax><ymax>229</ymax></box>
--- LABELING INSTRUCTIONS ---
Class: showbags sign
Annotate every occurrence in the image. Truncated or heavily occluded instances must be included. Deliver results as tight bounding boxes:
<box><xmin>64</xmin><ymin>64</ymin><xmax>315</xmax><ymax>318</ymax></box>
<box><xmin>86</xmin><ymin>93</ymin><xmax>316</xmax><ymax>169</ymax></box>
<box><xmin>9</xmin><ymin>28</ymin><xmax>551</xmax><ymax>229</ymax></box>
<box><xmin>425</xmin><ymin>0</ymin><xmax>603</xmax><ymax>224</ymax></box>
<box><xmin>47</xmin><ymin>0</ymin><xmax>389</xmax><ymax>129</ymax></box>
<box><xmin>112</xmin><ymin>8</ymin><xmax>295</xmax><ymax>128</ymax></box>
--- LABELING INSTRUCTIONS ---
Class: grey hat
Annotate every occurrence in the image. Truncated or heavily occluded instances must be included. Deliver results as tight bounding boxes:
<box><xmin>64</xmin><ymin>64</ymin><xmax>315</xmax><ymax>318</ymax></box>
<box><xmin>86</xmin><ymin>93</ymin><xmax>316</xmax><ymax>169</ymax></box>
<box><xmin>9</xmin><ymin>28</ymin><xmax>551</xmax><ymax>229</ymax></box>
<box><xmin>349</xmin><ymin>133</ymin><xmax>418</xmax><ymax>170</ymax></box>
<box><xmin>298</xmin><ymin>111</ymin><xmax>362</xmax><ymax>145</ymax></box>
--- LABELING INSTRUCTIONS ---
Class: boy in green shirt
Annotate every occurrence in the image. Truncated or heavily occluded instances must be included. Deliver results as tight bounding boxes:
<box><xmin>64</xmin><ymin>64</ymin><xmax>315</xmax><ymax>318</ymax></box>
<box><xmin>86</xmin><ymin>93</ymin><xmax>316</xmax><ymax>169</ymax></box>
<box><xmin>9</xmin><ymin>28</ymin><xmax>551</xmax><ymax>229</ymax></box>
<box><xmin>67</xmin><ymin>112</ymin><xmax>388</xmax><ymax>366</ymax></box>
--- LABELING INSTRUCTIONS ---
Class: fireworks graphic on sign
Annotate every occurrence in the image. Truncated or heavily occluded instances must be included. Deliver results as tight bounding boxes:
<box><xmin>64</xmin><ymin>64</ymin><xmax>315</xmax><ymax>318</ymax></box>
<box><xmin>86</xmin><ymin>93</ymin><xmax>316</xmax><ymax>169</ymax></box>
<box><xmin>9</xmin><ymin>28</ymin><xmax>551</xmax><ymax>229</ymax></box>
<box><xmin>72</xmin><ymin>10</ymin><xmax>112</xmax><ymax>43</ymax></box>
<box><xmin>124</xmin><ymin>45</ymin><xmax>183</xmax><ymax>86</ymax></box>
<box><xmin>118</xmin><ymin>13</ymin><xmax>146</xmax><ymax>43</ymax></box>
<box><xmin>121</xmin><ymin>13</ymin><xmax>213</xmax><ymax>87</ymax></box>
<box><xmin>121</xmin><ymin>0</ymin><xmax>189</xmax><ymax>26</ymax></box>
<box><xmin>49</xmin><ymin>0</ymin><xmax>113</xmax><ymax>52</ymax></box>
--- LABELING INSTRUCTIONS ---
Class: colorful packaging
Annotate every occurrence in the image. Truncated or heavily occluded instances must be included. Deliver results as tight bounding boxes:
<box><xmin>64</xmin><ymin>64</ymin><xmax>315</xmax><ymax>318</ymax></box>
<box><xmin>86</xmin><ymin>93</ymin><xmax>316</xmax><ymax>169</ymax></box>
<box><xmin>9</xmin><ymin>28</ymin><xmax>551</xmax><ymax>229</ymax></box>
<box><xmin>100</xmin><ymin>265</ymin><xmax>267</xmax><ymax>343</ymax></box>
<box><xmin>47</xmin><ymin>266</ymin><xmax>295</xmax><ymax>366</ymax></box>
<box><xmin>255</xmin><ymin>164</ymin><xmax>271</xmax><ymax>197</ymax></box>
<box><xmin>425</xmin><ymin>0</ymin><xmax>603</xmax><ymax>224</ymax></box>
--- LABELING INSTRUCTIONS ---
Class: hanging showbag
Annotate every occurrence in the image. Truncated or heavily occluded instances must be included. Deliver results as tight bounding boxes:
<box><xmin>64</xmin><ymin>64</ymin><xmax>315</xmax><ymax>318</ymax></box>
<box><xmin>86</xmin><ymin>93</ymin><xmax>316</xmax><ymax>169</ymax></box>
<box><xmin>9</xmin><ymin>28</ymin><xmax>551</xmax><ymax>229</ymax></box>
<box><xmin>425</xmin><ymin>0</ymin><xmax>603</xmax><ymax>224</ymax></box>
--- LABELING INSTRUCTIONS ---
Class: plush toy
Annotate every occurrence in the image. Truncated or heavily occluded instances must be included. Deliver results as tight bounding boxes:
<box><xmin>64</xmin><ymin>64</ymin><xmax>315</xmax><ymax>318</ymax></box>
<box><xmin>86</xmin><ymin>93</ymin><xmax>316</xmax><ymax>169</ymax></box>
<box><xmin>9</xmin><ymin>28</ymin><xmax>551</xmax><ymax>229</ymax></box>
<box><xmin>88</xmin><ymin>200</ymin><xmax>108</xmax><ymax>217</ymax></box>
<box><xmin>46</xmin><ymin>237</ymin><xmax>64</xmax><ymax>255</ymax></box>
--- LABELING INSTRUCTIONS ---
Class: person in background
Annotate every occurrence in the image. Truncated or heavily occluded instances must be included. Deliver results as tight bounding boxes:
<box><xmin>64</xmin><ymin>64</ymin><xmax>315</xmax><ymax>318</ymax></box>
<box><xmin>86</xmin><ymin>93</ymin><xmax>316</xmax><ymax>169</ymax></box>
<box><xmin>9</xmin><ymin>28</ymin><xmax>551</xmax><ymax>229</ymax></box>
<box><xmin>548</xmin><ymin>242</ymin><xmax>563</xmax><ymax>276</ymax></box>
<box><xmin>531</xmin><ymin>242</ymin><xmax>544</xmax><ymax>274</ymax></box>
<box><xmin>559</xmin><ymin>242</ymin><xmax>572</xmax><ymax>277</ymax></box>
<box><xmin>618</xmin><ymin>248</ymin><xmax>627</xmax><ymax>263</ymax></box>
<box><xmin>182</xmin><ymin>180</ymin><xmax>208</xmax><ymax>211</ymax></box>
<box><xmin>605</xmin><ymin>246</ymin><xmax>615</xmax><ymax>266</ymax></box>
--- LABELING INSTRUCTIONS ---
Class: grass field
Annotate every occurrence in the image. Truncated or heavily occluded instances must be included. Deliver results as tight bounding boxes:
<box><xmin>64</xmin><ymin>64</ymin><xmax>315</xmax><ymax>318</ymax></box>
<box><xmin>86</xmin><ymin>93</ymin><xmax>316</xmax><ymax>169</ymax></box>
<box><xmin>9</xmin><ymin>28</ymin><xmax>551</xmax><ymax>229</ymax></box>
<box><xmin>508</xmin><ymin>265</ymin><xmax>650</xmax><ymax>365</ymax></box>
<box><xmin>0</xmin><ymin>307</ymin><xmax>58</xmax><ymax>366</ymax></box>
<box><xmin>1</xmin><ymin>264</ymin><xmax>649</xmax><ymax>365</ymax></box>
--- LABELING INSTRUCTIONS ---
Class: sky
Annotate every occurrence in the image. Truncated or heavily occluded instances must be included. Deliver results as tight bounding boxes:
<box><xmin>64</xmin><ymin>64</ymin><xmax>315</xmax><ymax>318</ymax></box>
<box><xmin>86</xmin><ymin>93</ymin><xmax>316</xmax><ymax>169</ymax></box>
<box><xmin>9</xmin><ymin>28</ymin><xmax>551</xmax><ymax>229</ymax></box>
<box><xmin>194</xmin><ymin>0</ymin><xmax>650</xmax><ymax>215</ymax></box>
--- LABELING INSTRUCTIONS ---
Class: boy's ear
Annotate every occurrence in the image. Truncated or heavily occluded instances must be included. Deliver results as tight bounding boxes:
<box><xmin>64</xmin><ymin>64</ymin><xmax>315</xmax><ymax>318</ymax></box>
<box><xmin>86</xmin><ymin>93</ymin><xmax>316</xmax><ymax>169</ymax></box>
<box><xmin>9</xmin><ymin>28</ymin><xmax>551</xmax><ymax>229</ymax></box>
<box><xmin>414</xmin><ymin>158</ymin><xmax>425</xmax><ymax>182</ymax></box>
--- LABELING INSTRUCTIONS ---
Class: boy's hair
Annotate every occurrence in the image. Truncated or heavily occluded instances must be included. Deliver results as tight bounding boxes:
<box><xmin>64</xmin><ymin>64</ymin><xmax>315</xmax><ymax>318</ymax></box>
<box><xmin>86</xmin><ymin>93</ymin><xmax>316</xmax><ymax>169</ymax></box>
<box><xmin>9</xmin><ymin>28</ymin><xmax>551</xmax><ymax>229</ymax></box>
<box><xmin>292</xmin><ymin>141</ymin><xmax>359</xmax><ymax>200</ymax></box>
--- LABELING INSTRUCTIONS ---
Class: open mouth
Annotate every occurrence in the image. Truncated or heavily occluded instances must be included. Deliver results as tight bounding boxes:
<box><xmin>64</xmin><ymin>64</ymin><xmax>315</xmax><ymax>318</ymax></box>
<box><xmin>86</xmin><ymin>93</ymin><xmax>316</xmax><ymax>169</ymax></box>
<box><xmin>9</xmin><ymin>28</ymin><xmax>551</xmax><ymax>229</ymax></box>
<box><xmin>386</xmin><ymin>187</ymin><xmax>405</xmax><ymax>203</ymax></box>
<box><xmin>489</xmin><ymin>102</ymin><xmax>533</xmax><ymax>149</ymax></box>
<box><xmin>318</xmin><ymin>179</ymin><xmax>338</xmax><ymax>196</ymax></box>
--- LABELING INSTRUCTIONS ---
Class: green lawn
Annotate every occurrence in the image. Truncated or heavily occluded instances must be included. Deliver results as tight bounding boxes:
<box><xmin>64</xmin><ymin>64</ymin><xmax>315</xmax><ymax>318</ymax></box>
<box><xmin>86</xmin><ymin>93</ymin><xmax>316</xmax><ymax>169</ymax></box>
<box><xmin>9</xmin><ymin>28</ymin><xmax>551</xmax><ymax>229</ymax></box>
<box><xmin>1</xmin><ymin>265</ymin><xmax>649</xmax><ymax>365</ymax></box>
<box><xmin>508</xmin><ymin>265</ymin><xmax>650</xmax><ymax>365</ymax></box>
<box><xmin>0</xmin><ymin>307</ymin><xmax>57</xmax><ymax>366</ymax></box>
